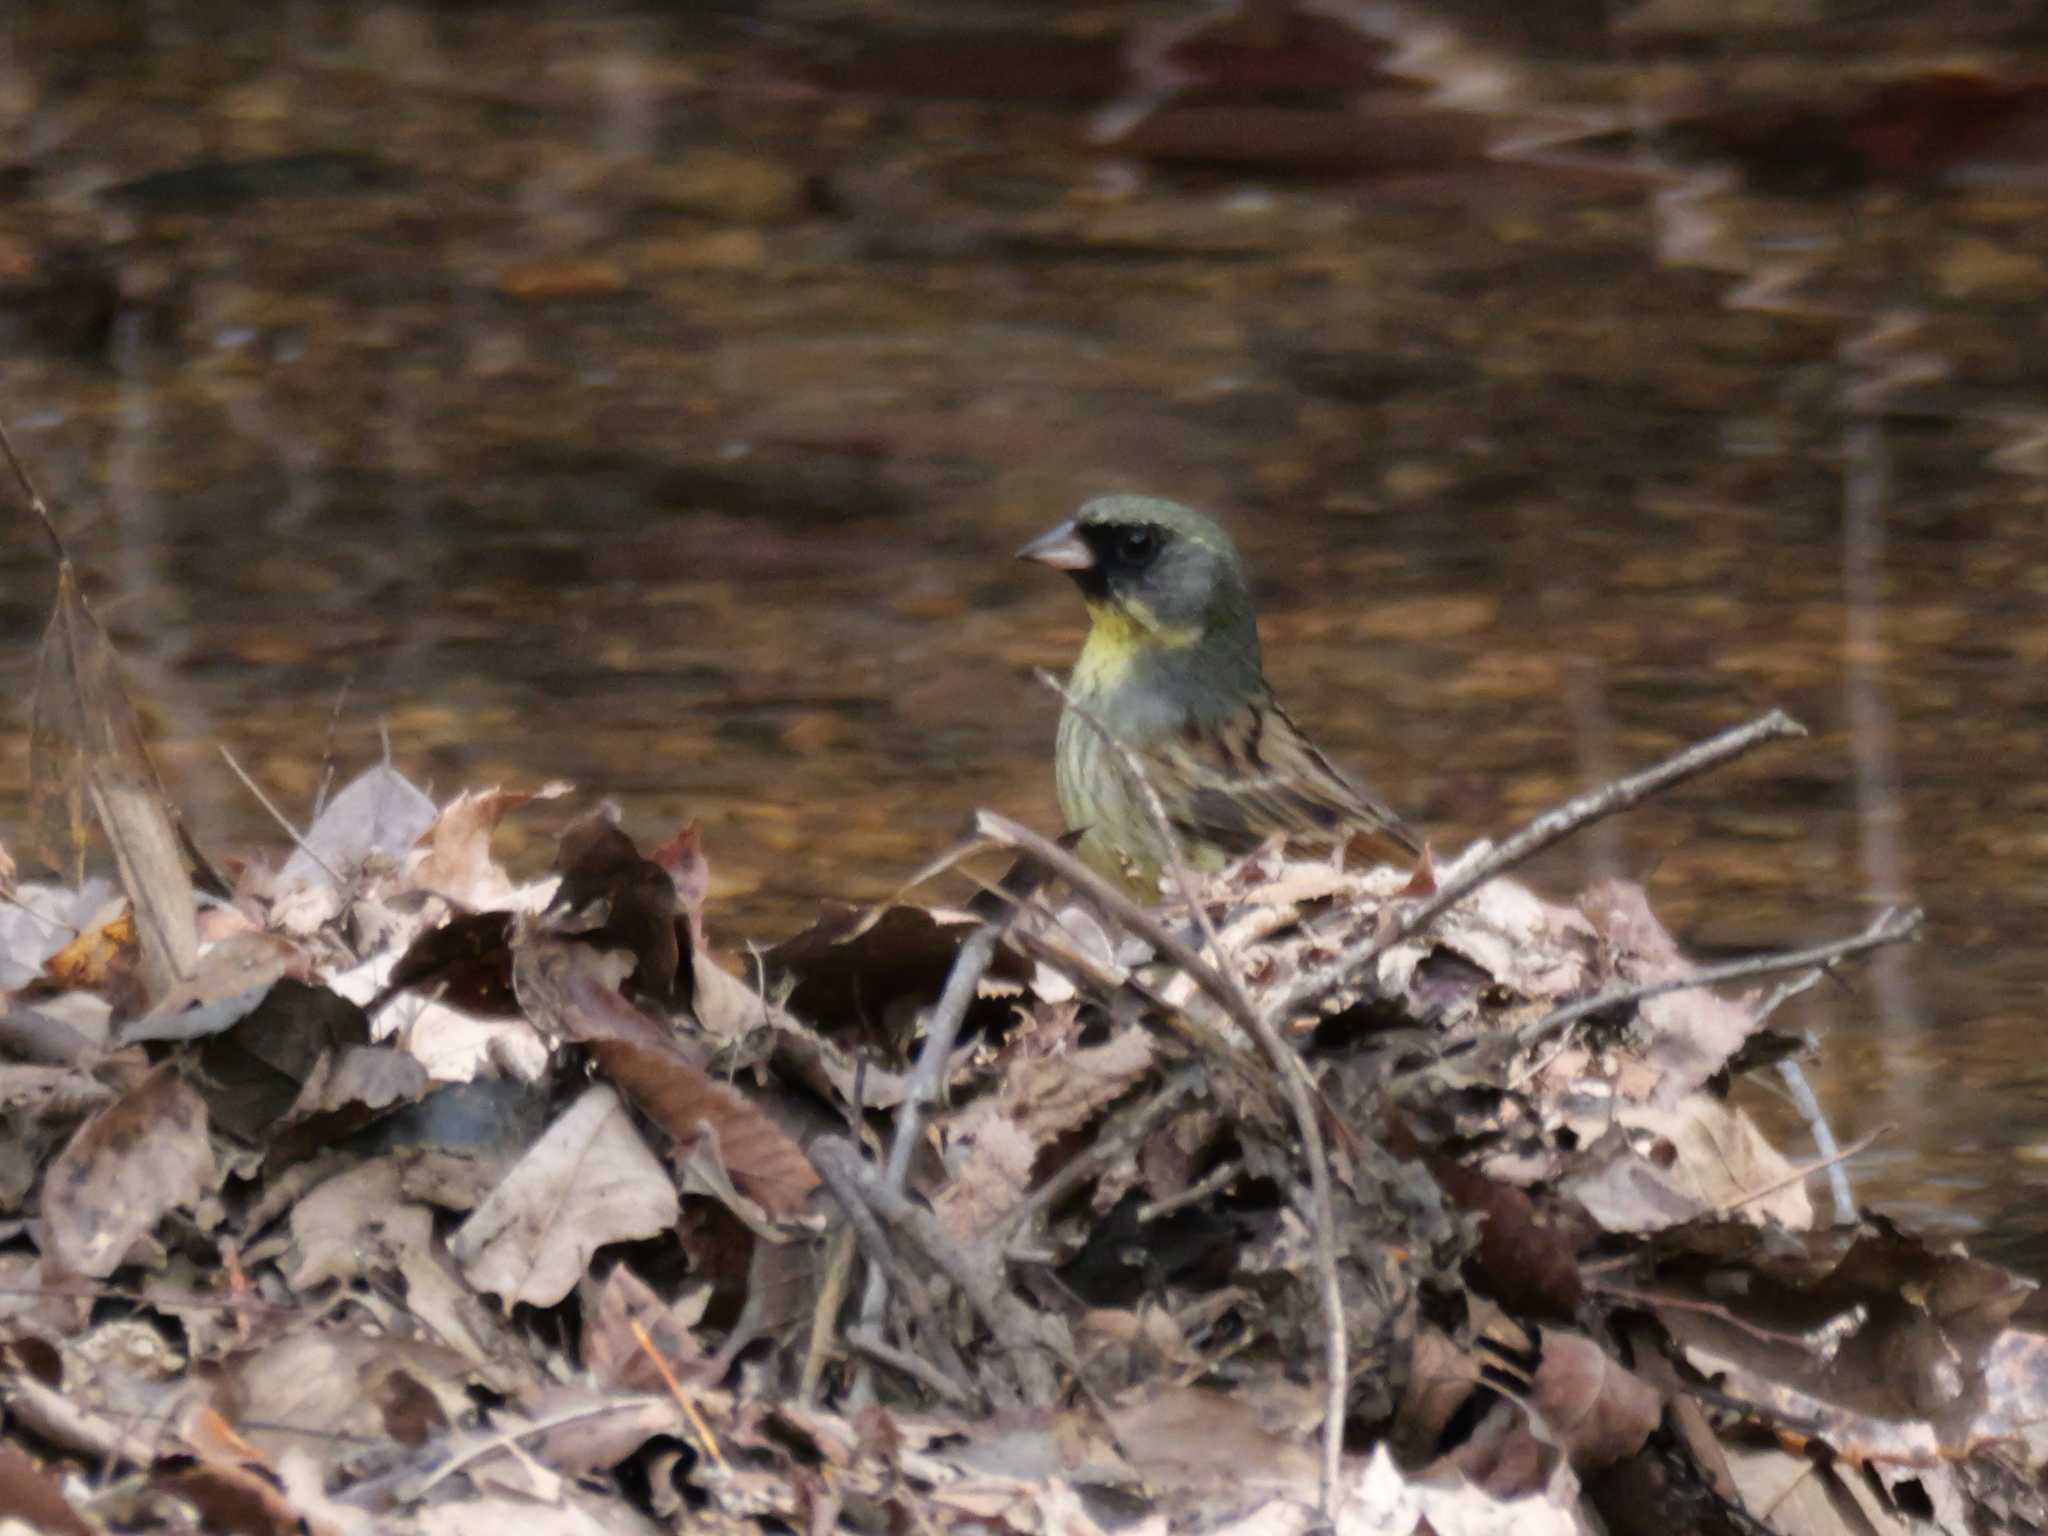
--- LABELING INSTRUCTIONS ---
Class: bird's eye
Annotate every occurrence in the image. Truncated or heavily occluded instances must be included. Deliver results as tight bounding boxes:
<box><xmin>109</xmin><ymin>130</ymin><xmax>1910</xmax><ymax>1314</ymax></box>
<box><xmin>1116</xmin><ymin>526</ymin><xmax>1158</xmax><ymax>565</ymax></box>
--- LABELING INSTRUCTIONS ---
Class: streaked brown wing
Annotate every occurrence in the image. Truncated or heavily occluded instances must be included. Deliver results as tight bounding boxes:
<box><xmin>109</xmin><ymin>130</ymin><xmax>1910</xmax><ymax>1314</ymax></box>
<box><xmin>1152</xmin><ymin>691</ymin><xmax>1421</xmax><ymax>858</ymax></box>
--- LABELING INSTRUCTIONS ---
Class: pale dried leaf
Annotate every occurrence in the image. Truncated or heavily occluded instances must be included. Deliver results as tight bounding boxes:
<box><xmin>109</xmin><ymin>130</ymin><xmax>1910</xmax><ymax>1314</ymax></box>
<box><xmin>280</xmin><ymin>1044</ymin><xmax>429</xmax><ymax>1124</ymax></box>
<box><xmin>221</xmin><ymin>1330</ymin><xmax>480</xmax><ymax>1463</ymax></box>
<box><xmin>933</xmin><ymin>1116</ymin><xmax>1038</xmax><ymax>1243</ymax></box>
<box><xmin>1558</xmin><ymin>1127</ymin><xmax>1711</xmax><ymax>1234</ymax></box>
<box><xmin>415</xmin><ymin>1492</ymin><xmax>655</xmax><ymax>1536</ymax></box>
<box><xmin>1527</xmin><ymin>1329</ymin><xmax>1661</xmax><ymax>1471</ymax></box>
<box><xmin>123</xmin><ymin>931</ymin><xmax>299</xmax><ymax>1043</ymax></box>
<box><xmin>453</xmin><ymin>1085</ymin><xmax>679</xmax><ymax>1308</ymax></box>
<box><xmin>1391</xmin><ymin>1326</ymin><xmax>1486</xmax><ymax>1466</ymax></box>
<box><xmin>1579</xmin><ymin>878</ymin><xmax>1766</xmax><ymax>1104</ymax></box>
<box><xmin>528</xmin><ymin>1387</ymin><xmax>687</xmax><ymax>1476</ymax></box>
<box><xmin>689</xmin><ymin>949</ymin><xmax>778</xmax><ymax>1042</ymax></box>
<box><xmin>279</xmin><ymin>764</ymin><xmax>438</xmax><ymax>893</ymax></box>
<box><xmin>1338</xmin><ymin>1445</ymin><xmax>1587</xmax><ymax>1536</ymax></box>
<box><xmin>273</xmin><ymin>1448</ymin><xmax>381</xmax><ymax>1536</ymax></box>
<box><xmin>287</xmin><ymin>1160</ymin><xmax>406</xmax><ymax>1290</ymax></box>
<box><xmin>395</xmin><ymin>995</ymin><xmax>550</xmax><ymax>1083</ymax></box>
<box><xmin>0</xmin><ymin>878</ymin><xmax>116</xmax><ymax>990</ymax></box>
<box><xmin>91</xmin><ymin>779</ymin><xmax>195</xmax><ymax>1007</ymax></box>
<box><xmin>0</xmin><ymin>1065</ymin><xmax>113</xmax><ymax>1119</ymax></box>
<box><xmin>1721</xmin><ymin>1443</ymin><xmax>1914</xmax><ymax>1536</ymax></box>
<box><xmin>1108</xmin><ymin>1386</ymin><xmax>1319</xmax><ymax>1497</ymax></box>
<box><xmin>580</xmin><ymin>1265</ymin><xmax>710</xmax><ymax>1393</ymax></box>
<box><xmin>1373</xmin><ymin>875</ymin><xmax>1596</xmax><ymax>1014</ymax></box>
<box><xmin>934</xmin><ymin>1025</ymin><xmax>1156</xmax><ymax>1241</ymax></box>
<box><xmin>1610</xmin><ymin>1096</ymin><xmax>1812</xmax><ymax>1229</ymax></box>
<box><xmin>412</xmin><ymin>783</ymin><xmax>570</xmax><ymax>911</ymax></box>
<box><xmin>41</xmin><ymin>1062</ymin><xmax>214</xmax><ymax>1277</ymax></box>
<box><xmin>1207</xmin><ymin>1499</ymin><xmax>1315</xmax><ymax>1536</ymax></box>
<box><xmin>285</xmin><ymin>1159</ymin><xmax>520</xmax><ymax>1385</ymax></box>
<box><xmin>1639</xmin><ymin>988</ymin><xmax>1767</xmax><ymax>1108</ymax></box>
<box><xmin>511</xmin><ymin>937</ymin><xmax>818</xmax><ymax>1219</ymax></box>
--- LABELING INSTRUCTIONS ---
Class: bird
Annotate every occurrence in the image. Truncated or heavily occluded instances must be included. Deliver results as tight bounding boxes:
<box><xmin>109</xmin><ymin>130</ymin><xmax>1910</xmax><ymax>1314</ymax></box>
<box><xmin>1019</xmin><ymin>494</ymin><xmax>1422</xmax><ymax>884</ymax></box>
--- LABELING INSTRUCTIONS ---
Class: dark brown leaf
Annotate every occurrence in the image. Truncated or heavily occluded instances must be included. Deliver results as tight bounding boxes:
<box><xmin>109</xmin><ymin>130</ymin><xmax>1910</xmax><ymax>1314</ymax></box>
<box><xmin>371</xmin><ymin>910</ymin><xmax>519</xmax><ymax>1019</ymax></box>
<box><xmin>0</xmin><ymin>1440</ymin><xmax>94</xmax><ymax>1536</ymax></box>
<box><xmin>196</xmin><ymin>980</ymin><xmax>375</xmax><ymax>1144</ymax></box>
<box><xmin>550</xmin><ymin>810</ymin><xmax>690</xmax><ymax>1010</ymax></box>
<box><xmin>1426</xmin><ymin>1152</ymin><xmax>1589</xmax><ymax>1317</ymax></box>
<box><xmin>512</xmin><ymin>934</ymin><xmax>818</xmax><ymax>1222</ymax></box>
<box><xmin>122</xmin><ymin>930</ymin><xmax>301</xmax><ymax>1044</ymax></box>
<box><xmin>592</xmin><ymin>1036</ymin><xmax>819</xmax><ymax>1223</ymax></box>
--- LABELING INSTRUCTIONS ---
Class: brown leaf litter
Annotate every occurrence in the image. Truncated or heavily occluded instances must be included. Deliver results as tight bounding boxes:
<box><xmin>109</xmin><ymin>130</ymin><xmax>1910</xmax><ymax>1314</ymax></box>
<box><xmin>1</xmin><ymin>427</ymin><xmax>2035</xmax><ymax>1535</ymax></box>
<box><xmin>0</xmin><ymin>707</ymin><xmax>1990</xmax><ymax>1535</ymax></box>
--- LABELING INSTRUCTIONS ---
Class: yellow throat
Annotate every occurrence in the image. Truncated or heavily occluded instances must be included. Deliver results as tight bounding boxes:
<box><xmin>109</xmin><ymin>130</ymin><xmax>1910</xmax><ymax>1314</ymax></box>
<box><xmin>1072</xmin><ymin>596</ymin><xmax>1202</xmax><ymax>693</ymax></box>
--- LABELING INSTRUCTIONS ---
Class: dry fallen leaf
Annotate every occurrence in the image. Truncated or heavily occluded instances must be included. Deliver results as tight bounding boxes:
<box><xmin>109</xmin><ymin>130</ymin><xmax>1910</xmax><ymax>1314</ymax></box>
<box><xmin>1579</xmin><ymin>879</ymin><xmax>1767</xmax><ymax>1106</ymax></box>
<box><xmin>38</xmin><ymin>900</ymin><xmax>136</xmax><ymax>996</ymax></box>
<box><xmin>123</xmin><ymin>930</ymin><xmax>301</xmax><ymax>1044</ymax></box>
<box><xmin>934</xmin><ymin>1024</ymin><xmax>1157</xmax><ymax>1242</ymax></box>
<box><xmin>1108</xmin><ymin>1384</ymin><xmax>1319</xmax><ymax>1497</ymax></box>
<box><xmin>1527</xmin><ymin>1329</ymin><xmax>1662</xmax><ymax>1472</ymax></box>
<box><xmin>580</xmin><ymin>1263</ymin><xmax>711</xmax><ymax>1393</ymax></box>
<box><xmin>40</xmin><ymin>1061</ymin><xmax>215</xmax><ymax>1278</ymax></box>
<box><xmin>214</xmin><ymin>1327</ymin><xmax>481</xmax><ymax>1465</ymax></box>
<box><xmin>0</xmin><ymin>1439</ymin><xmax>95</xmax><ymax>1536</ymax></box>
<box><xmin>412</xmin><ymin>782</ymin><xmax>571</xmax><ymax>911</ymax></box>
<box><xmin>512</xmin><ymin>933</ymin><xmax>820</xmax><ymax>1221</ymax></box>
<box><xmin>547</xmin><ymin>810</ymin><xmax>690</xmax><ymax>1010</ymax></box>
<box><xmin>277</xmin><ymin>763</ymin><xmax>437</xmax><ymax>894</ymax></box>
<box><xmin>1340</xmin><ymin>1443</ymin><xmax>1585</xmax><ymax>1536</ymax></box>
<box><xmin>452</xmin><ymin>1084</ymin><xmax>681</xmax><ymax>1308</ymax></box>
<box><xmin>30</xmin><ymin>560</ymin><xmax>198</xmax><ymax>1006</ymax></box>
<box><xmin>1561</xmin><ymin>1096</ymin><xmax>1813</xmax><ymax>1231</ymax></box>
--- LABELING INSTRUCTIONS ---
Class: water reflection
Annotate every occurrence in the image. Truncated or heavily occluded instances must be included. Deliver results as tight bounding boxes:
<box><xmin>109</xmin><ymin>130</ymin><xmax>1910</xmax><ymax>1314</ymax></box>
<box><xmin>2</xmin><ymin>0</ymin><xmax>2046</xmax><ymax>1260</ymax></box>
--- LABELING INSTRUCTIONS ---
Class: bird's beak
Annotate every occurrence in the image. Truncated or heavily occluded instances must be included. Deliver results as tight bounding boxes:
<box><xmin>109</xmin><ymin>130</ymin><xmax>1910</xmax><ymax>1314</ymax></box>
<box><xmin>1017</xmin><ymin>518</ymin><xmax>1094</xmax><ymax>571</ymax></box>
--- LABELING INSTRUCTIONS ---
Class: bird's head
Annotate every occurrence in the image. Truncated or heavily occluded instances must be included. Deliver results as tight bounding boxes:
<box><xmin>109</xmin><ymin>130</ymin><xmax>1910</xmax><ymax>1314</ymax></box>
<box><xmin>1018</xmin><ymin>497</ymin><xmax>1260</xmax><ymax>672</ymax></box>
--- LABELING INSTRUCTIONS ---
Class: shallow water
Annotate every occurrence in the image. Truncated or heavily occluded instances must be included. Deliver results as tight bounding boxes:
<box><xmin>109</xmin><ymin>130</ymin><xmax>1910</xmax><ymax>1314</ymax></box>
<box><xmin>3</xmin><ymin>1</ymin><xmax>2047</xmax><ymax>1264</ymax></box>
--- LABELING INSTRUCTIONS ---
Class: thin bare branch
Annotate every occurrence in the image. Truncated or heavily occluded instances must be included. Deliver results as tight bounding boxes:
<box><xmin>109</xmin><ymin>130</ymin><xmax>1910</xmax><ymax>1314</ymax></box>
<box><xmin>631</xmin><ymin>1317</ymin><xmax>731</xmax><ymax>1474</ymax></box>
<box><xmin>219</xmin><ymin>744</ymin><xmax>345</xmax><ymax>887</ymax></box>
<box><xmin>974</xmin><ymin>812</ymin><xmax>1269</xmax><ymax>1091</ymax></box>
<box><xmin>410</xmin><ymin>1396</ymin><xmax>676</xmax><ymax>1499</ymax></box>
<box><xmin>1775</xmin><ymin>1056</ymin><xmax>1855</xmax><ymax>1223</ymax></box>
<box><xmin>1274</xmin><ymin>709</ymin><xmax>1809</xmax><ymax>1026</ymax></box>
<box><xmin>0</xmin><ymin>413</ymin><xmax>68</xmax><ymax>563</ymax></box>
<box><xmin>884</xmin><ymin>916</ymin><xmax>1005</xmax><ymax>1195</ymax></box>
<box><xmin>847</xmin><ymin>905</ymin><xmax>1009</xmax><ymax>1400</ymax></box>
<box><xmin>1516</xmin><ymin>905</ymin><xmax>1923</xmax><ymax>1049</ymax></box>
<box><xmin>1718</xmin><ymin>1124</ymin><xmax>1890</xmax><ymax>1219</ymax></box>
<box><xmin>1138</xmin><ymin>1160</ymin><xmax>1243</xmax><ymax>1223</ymax></box>
<box><xmin>845</xmin><ymin>1326</ymin><xmax>976</xmax><ymax>1407</ymax></box>
<box><xmin>813</xmin><ymin>1136</ymin><xmax>1059</xmax><ymax>1404</ymax></box>
<box><xmin>809</xmin><ymin>1141</ymin><xmax>931</xmax><ymax>1317</ymax></box>
<box><xmin>991</xmin><ymin>1063</ymin><xmax>1206</xmax><ymax>1252</ymax></box>
<box><xmin>987</xmin><ymin>663</ymin><xmax>1352</xmax><ymax>1518</ymax></box>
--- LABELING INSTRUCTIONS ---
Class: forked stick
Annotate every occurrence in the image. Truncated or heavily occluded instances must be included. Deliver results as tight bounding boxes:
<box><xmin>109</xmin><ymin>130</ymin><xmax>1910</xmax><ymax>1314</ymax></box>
<box><xmin>1273</xmin><ymin>709</ymin><xmax>1809</xmax><ymax>1025</ymax></box>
